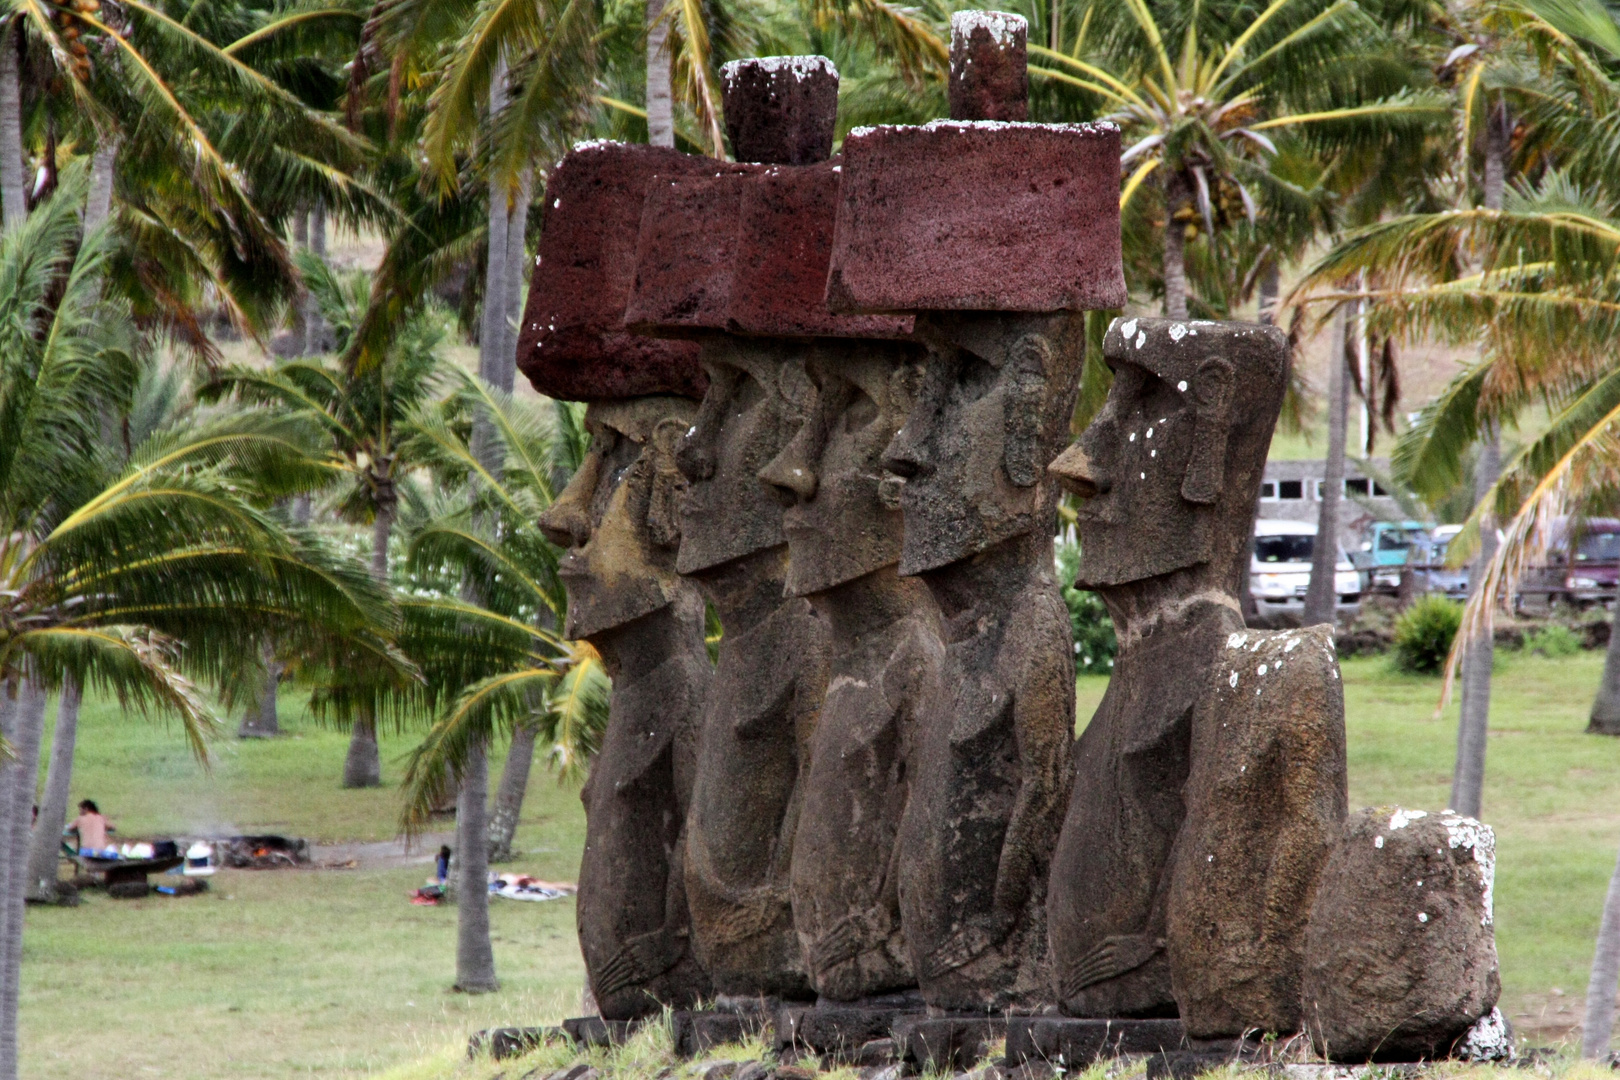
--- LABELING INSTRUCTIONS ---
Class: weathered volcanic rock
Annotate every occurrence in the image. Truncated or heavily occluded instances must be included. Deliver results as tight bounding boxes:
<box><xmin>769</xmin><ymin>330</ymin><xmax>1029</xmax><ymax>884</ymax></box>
<box><xmin>825</xmin><ymin>121</ymin><xmax>1125</xmax><ymax>314</ymax></box>
<box><xmin>1166</xmin><ymin>624</ymin><xmax>1348</xmax><ymax>1037</ymax></box>
<box><xmin>627</xmin><ymin>164</ymin><xmax>911</xmax><ymax>339</ymax></box>
<box><xmin>721</xmin><ymin>56</ymin><xmax>840</xmax><ymax>165</ymax></box>
<box><xmin>517</xmin><ymin>141</ymin><xmax>711</xmax><ymax>401</ymax></box>
<box><xmin>1301</xmin><ymin>808</ymin><xmax>1500</xmax><ymax>1061</ymax></box>
<box><xmin>949</xmin><ymin>11</ymin><xmax>1028</xmax><ymax>122</ymax></box>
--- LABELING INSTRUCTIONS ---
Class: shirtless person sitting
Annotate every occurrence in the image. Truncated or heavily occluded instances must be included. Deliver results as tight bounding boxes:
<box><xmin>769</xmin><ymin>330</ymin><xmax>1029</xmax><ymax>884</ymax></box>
<box><xmin>68</xmin><ymin>799</ymin><xmax>110</xmax><ymax>854</ymax></box>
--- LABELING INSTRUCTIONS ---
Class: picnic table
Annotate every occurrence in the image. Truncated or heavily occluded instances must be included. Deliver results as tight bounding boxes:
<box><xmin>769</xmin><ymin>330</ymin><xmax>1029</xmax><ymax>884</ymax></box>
<box><xmin>71</xmin><ymin>850</ymin><xmax>185</xmax><ymax>898</ymax></box>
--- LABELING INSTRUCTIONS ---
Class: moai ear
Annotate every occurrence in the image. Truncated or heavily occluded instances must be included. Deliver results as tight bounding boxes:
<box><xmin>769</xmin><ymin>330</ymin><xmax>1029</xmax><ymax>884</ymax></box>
<box><xmin>646</xmin><ymin>417</ymin><xmax>690</xmax><ymax>549</ymax></box>
<box><xmin>1181</xmin><ymin>357</ymin><xmax>1236</xmax><ymax>505</ymax></box>
<box><xmin>1004</xmin><ymin>333</ymin><xmax>1053</xmax><ymax>487</ymax></box>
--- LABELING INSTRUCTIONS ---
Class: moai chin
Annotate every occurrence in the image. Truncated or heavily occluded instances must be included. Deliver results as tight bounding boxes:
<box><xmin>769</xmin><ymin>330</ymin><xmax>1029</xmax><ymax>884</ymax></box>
<box><xmin>624</xmin><ymin>57</ymin><xmax>883</xmax><ymax>1001</ymax></box>
<box><xmin>1044</xmin><ymin>318</ymin><xmax>1293</xmax><ymax>1020</ymax></box>
<box><xmin>760</xmin><ymin>338</ymin><xmax>943</xmax><ymax>1003</ymax></box>
<box><xmin>521</xmin><ymin>140</ymin><xmax>715</xmax><ymax>1020</ymax></box>
<box><xmin>826</xmin><ymin>12</ymin><xmax>1126</xmax><ymax>1013</ymax></box>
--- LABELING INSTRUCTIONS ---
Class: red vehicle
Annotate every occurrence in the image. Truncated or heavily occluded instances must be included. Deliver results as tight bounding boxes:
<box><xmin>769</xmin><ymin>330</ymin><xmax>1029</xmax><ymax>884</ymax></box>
<box><xmin>1516</xmin><ymin>516</ymin><xmax>1620</xmax><ymax>610</ymax></box>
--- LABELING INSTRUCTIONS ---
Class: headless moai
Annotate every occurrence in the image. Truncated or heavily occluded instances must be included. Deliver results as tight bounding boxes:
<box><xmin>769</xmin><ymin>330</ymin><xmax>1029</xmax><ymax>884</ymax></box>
<box><xmin>520</xmin><ymin>142</ymin><xmax>715</xmax><ymax>1019</ymax></box>
<box><xmin>1166</xmin><ymin>623</ymin><xmax>1347</xmax><ymax>1036</ymax></box>
<box><xmin>1045</xmin><ymin>319</ymin><xmax>1293</xmax><ymax>1019</ymax></box>
<box><xmin>760</xmin><ymin>339</ymin><xmax>943</xmax><ymax>1003</ymax></box>
<box><xmin>827</xmin><ymin>12</ymin><xmax>1125</xmax><ymax>1012</ymax></box>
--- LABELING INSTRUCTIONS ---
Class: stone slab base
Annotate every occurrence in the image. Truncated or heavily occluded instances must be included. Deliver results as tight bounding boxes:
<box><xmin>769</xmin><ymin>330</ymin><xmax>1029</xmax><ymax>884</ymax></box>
<box><xmin>895</xmin><ymin>1016</ymin><xmax>1008</xmax><ymax>1073</ymax></box>
<box><xmin>775</xmin><ymin>1005</ymin><xmax>921</xmax><ymax>1061</ymax></box>
<box><xmin>674</xmin><ymin>1010</ymin><xmax>775</xmax><ymax>1057</ymax></box>
<box><xmin>468</xmin><ymin>1025</ymin><xmax>566</xmax><ymax>1060</ymax></box>
<box><xmin>1004</xmin><ymin>1018</ymin><xmax>1191</xmax><ymax>1069</ymax></box>
<box><xmin>562</xmin><ymin>1015</ymin><xmax>641</xmax><ymax>1048</ymax></box>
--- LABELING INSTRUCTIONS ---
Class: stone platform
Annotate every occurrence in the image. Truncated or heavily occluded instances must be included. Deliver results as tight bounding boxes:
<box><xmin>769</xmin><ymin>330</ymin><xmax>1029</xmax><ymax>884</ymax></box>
<box><xmin>675</xmin><ymin>1009</ymin><xmax>775</xmax><ymax>1057</ymax></box>
<box><xmin>774</xmin><ymin>1003</ymin><xmax>922</xmax><ymax>1064</ymax></box>
<box><xmin>895</xmin><ymin>1016</ymin><xmax>1009</xmax><ymax>1073</ymax></box>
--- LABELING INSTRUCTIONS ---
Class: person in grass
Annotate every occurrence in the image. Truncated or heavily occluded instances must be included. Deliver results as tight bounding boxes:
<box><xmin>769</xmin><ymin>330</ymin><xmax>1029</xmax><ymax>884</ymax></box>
<box><xmin>68</xmin><ymin>800</ymin><xmax>110</xmax><ymax>854</ymax></box>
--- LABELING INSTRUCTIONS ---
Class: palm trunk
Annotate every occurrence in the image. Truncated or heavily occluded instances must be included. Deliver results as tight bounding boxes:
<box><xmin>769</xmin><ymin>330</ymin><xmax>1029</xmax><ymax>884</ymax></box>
<box><xmin>1589</xmin><ymin>607</ymin><xmax>1620</xmax><ymax>733</ymax></box>
<box><xmin>84</xmin><ymin>141</ymin><xmax>117</xmax><ymax>233</ymax></box>
<box><xmin>1162</xmin><ymin>171</ymin><xmax>1189</xmax><ymax>321</ymax></box>
<box><xmin>487</xmin><ymin>724</ymin><xmax>536</xmax><ymax>863</ymax></box>
<box><xmin>1452</xmin><ymin>103</ymin><xmax>1510</xmax><ymax>818</ymax></box>
<box><xmin>24</xmin><ymin>681</ymin><xmax>80</xmax><ymax>903</ymax></box>
<box><xmin>454</xmin><ymin>737</ymin><xmax>499</xmax><ymax>992</ymax></box>
<box><xmin>0</xmin><ymin>677</ymin><xmax>48</xmax><ymax>1080</ymax></box>
<box><xmin>646</xmin><ymin>0</ymin><xmax>675</xmax><ymax>149</ymax></box>
<box><xmin>239</xmin><ymin>643</ymin><xmax>281</xmax><ymax>739</ymax></box>
<box><xmin>342</xmin><ymin>503</ymin><xmax>392</xmax><ymax>788</ymax></box>
<box><xmin>1584</xmin><ymin>843</ymin><xmax>1620</xmax><ymax>1056</ymax></box>
<box><xmin>498</xmin><ymin>167</ymin><xmax>532</xmax><ymax>396</ymax></box>
<box><xmin>304</xmin><ymin>200</ymin><xmax>327</xmax><ymax>355</ymax></box>
<box><xmin>480</xmin><ymin>62</ymin><xmax>512</xmax><ymax>400</ymax></box>
<box><xmin>1452</xmin><ymin>434</ymin><xmax>1500</xmax><ymax>818</ymax></box>
<box><xmin>1304</xmin><ymin>308</ymin><xmax>1349</xmax><ymax>625</ymax></box>
<box><xmin>0</xmin><ymin>23</ymin><xmax>24</xmax><ymax>233</ymax></box>
<box><xmin>1257</xmin><ymin>261</ymin><xmax>1280</xmax><ymax>325</ymax></box>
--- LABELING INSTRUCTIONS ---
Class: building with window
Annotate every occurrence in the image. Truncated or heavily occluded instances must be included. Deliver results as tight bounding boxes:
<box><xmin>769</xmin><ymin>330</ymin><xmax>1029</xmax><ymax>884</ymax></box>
<box><xmin>1259</xmin><ymin>459</ymin><xmax>1403</xmax><ymax>547</ymax></box>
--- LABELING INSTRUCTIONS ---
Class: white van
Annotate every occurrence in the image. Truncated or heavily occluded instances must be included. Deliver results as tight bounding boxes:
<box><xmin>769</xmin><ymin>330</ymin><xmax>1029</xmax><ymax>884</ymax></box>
<box><xmin>1251</xmin><ymin>519</ymin><xmax>1361</xmax><ymax>622</ymax></box>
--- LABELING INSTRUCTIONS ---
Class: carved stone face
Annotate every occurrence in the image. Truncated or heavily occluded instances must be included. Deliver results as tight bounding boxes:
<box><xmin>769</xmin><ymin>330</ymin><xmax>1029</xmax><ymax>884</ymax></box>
<box><xmin>539</xmin><ymin>397</ymin><xmax>695</xmax><ymax>640</ymax></box>
<box><xmin>675</xmin><ymin>338</ymin><xmax>813</xmax><ymax>575</ymax></box>
<box><xmin>1054</xmin><ymin>317</ymin><xmax>1284</xmax><ymax>591</ymax></box>
<box><xmin>759</xmin><ymin>341</ymin><xmax>923</xmax><ymax>597</ymax></box>
<box><xmin>882</xmin><ymin>314</ymin><xmax>1083</xmax><ymax>576</ymax></box>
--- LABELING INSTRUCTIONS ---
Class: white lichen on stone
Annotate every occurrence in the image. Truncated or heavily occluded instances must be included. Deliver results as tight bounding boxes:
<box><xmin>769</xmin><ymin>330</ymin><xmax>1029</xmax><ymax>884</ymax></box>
<box><xmin>1284</xmin><ymin>637</ymin><xmax>1300</xmax><ymax>652</ymax></box>
<box><xmin>1375</xmin><ymin>835</ymin><xmax>1384</xmax><ymax>849</ymax></box>
<box><xmin>1120</xmin><ymin>318</ymin><xmax>1138</xmax><ymax>339</ymax></box>
<box><xmin>1389</xmin><ymin>808</ymin><xmax>1427</xmax><ymax>830</ymax></box>
<box><xmin>571</xmin><ymin>138</ymin><xmax>620</xmax><ymax>153</ymax></box>
<box><xmin>1443</xmin><ymin>813</ymin><xmax>1497</xmax><ymax>926</ymax></box>
<box><xmin>722</xmin><ymin>55</ymin><xmax>837</xmax><ymax>84</ymax></box>
<box><xmin>1168</xmin><ymin>323</ymin><xmax>1188</xmax><ymax>343</ymax></box>
<box><xmin>1457</xmin><ymin>1008</ymin><xmax>1514</xmax><ymax>1062</ymax></box>
<box><xmin>1135</xmin><ymin>331</ymin><xmax>1147</xmax><ymax>349</ymax></box>
<box><xmin>1177</xmin><ymin>380</ymin><xmax>1188</xmax><ymax>392</ymax></box>
<box><xmin>1229</xmin><ymin>671</ymin><xmax>1239</xmax><ymax>688</ymax></box>
<box><xmin>1228</xmin><ymin>632</ymin><xmax>1248</xmax><ymax>649</ymax></box>
<box><xmin>952</xmin><ymin>9</ymin><xmax>1027</xmax><ymax>47</ymax></box>
<box><xmin>1258</xmin><ymin>664</ymin><xmax>1268</xmax><ymax>675</ymax></box>
<box><xmin>1418</xmin><ymin>912</ymin><xmax>1428</xmax><ymax>923</ymax></box>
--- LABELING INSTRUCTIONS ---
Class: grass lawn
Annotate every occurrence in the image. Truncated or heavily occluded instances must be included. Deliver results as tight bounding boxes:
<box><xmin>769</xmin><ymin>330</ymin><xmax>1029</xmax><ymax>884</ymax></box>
<box><xmin>21</xmin><ymin>648</ymin><xmax>1620</xmax><ymax>1078</ymax></box>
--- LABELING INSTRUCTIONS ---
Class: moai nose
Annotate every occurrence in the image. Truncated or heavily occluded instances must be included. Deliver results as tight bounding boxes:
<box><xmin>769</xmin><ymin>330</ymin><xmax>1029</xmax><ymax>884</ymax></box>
<box><xmin>1048</xmin><ymin>442</ymin><xmax>1108</xmax><ymax>499</ymax></box>
<box><xmin>720</xmin><ymin>56</ymin><xmax>840</xmax><ymax>164</ymax></box>
<box><xmin>949</xmin><ymin>10</ymin><xmax>1029</xmax><ymax>122</ymax></box>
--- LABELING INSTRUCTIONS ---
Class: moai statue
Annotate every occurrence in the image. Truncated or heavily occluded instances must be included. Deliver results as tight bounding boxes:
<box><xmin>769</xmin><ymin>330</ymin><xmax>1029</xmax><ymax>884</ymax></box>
<box><xmin>1044</xmin><ymin>319</ymin><xmax>1292</xmax><ymax>1020</ymax></box>
<box><xmin>760</xmin><ymin>339</ymin><xmax>942</xmax><ymax>1004</ymax></box>
<box><xmin>625</xmin><ymin>56</ymin><xmax>906</xmax><ymax>1001</ymax></box>
<box><xmin>518</xmin><ymin>142</ymin><xmax>714</xmax><ymax>1020</ymax></box>
<box><xmin>826</xmin><ymin>12</ymin><xmax>1125</xmax><ymax>1013</ymax></box>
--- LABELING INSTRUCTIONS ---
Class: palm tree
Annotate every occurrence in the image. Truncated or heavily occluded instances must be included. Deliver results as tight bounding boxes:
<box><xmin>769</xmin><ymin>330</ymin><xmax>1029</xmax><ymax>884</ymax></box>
<box><xmin>1029</xmin><ymin>0</ymin><xmax>1445</xmax><ymax>318</ymax></box>
<box><xmin>391</xmin><ymin>372</ymin><xmax>602</xmax><ymax>992</ymax></box>
<box><xmin>0</xmin><ymin>178</ymin><xmax>396</xmax><ymax>1080</ymax></box>
<box><xmin>204</xmin><ymin>251</ymin><xmax>446</xmax><ymax>787</ymax></box>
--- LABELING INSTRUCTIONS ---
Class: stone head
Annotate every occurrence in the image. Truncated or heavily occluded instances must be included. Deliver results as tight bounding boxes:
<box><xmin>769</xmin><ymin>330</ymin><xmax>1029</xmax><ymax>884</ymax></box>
<box><xmin>539</xmin><ymin>396</ymin><xmax>696</xmax><ymax>639</ymax></box>
<box><xmin>674</xmin><ymin>339</ymin><xmax>814</xmax><ymax>575</ymax></box>
<box><xmin>880</xmin><ymin>313</ymin><xmax>1085</xmax><ymax>576</ymax></box>
<box><xmin>759</xmin><ymin>340</ymin><xmax>926</xmax><ymax>596</ymax></box>
<box><xmin>1052</xmin><ymin>317</ymin><xmax>1287</xmax><ymax>593</ymax></box>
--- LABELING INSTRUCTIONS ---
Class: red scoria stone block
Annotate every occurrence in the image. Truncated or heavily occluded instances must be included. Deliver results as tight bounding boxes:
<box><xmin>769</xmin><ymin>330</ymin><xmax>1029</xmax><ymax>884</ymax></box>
<box><xmin>516</xmin><ymin>141</ymin><xmax>714</xmax><ymax>401</ymax></box>
<box><xmin>627</xmin><ymin>162</ymin><xmax>912</xmax><ymax>339</ymax></box>
<box><xmin>825</xmin><ymin>120</ymin><xmax>1128</xmax><ymax>314</ymax></box>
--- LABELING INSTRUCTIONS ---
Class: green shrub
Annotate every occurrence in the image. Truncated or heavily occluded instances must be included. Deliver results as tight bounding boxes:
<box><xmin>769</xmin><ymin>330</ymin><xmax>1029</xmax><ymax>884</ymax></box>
<box><xmin>1525</xmin><ymin>623</ymin><xmax>1584</xmax><ymax>657</ymax></box>
<box><xmin>1056</xmin><ymin>539</ymin><xmax>1118</xmax><ymax>674</ymax></box>
<box><xmin>1392</xmin><ymin>595</ymin><xmax>1463</xmax><ymax>674</ymax></box>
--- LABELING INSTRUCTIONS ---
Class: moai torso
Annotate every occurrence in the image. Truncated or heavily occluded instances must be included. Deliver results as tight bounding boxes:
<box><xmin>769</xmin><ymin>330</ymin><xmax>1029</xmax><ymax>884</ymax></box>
<box><xmin>881</xmin><ymin>314</ymin><xmax>1084</xmax><ymax>1012</ymax></box>
<box><xmin>823</xmin><ymin>12</ymin><xmax>1125</xmax><ymax>1011</ymax></box>
<box><xmin>539</xmin><ymin>400</ymin><xmax>713</xmax><ymax>1020</ymax></box>
<box><xmin>520</xmin><ymin>143</ymin><xmax>716</xmax><ymax>1020</ymax></box>
<box><xmin>762</xmin><ymin>339</ymin><xmax>942</xmax><ymax>1002</ymax></box>
<box><xmin>1045</xmin><ymin>318</ymin><xmax>1292</xmax><ymax>1020</ymax></box>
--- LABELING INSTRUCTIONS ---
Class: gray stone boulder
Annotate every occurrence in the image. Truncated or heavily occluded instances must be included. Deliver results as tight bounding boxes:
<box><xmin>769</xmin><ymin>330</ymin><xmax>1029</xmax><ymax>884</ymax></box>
<box><xmin>1301</xmin><ymin>807</ymin><xmax>1499</xmax><ymax>1061</ymax></box>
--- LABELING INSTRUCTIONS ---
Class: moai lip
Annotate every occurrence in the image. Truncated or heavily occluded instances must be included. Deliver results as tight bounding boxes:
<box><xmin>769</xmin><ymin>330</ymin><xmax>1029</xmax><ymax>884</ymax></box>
<box><xmin>949</xmin><ymin>10</ymin><xmax>1029</xmax><ymax>122</ymax></box>
<box><xmin>517</xmin><ymin>141</ymin><xmax>711</xmax><ymax>401</ymax></box>
<box><xmin>1046</xmin><ymin>318</ymin><xmax>1292</xmax><ymax>1022</ymax></box>
<box><xmin>722</xmin><ymin>55</ymin><xmax>840</xmax><ymax>165</ymax></box>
